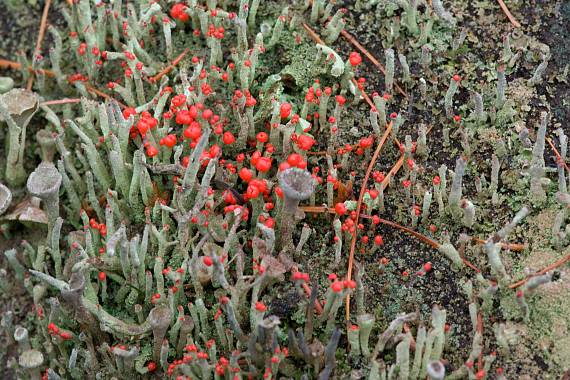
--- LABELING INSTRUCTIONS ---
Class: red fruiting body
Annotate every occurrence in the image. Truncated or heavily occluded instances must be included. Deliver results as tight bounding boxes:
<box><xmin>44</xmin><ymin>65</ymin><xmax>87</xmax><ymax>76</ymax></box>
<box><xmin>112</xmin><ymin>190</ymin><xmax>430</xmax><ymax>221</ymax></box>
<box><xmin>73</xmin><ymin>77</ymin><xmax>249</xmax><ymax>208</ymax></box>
<box><xmin>170</xmin><ymin>3</ymin><xmax>189</xmax><ymax>22</ymax></box>
<box><xmin>331</xmin><ymin>281</ymin><xmax>343</xmax><ymax>293</ymax></box>
<box><xmin>147</xmin><ymin>362</ymin><xmax>157</xmax><ymax>372</ymax></box>
<box><xmin>296</xmin><ymin>135</ymin><xmax>315</xmax><ymax>151</ymax></box>
<box><xmin>453</xmin><ymin>74</ymin><xmax>461</xmax><ymax>82</ymax></box>
<box><xmin>59</xmin><ymin>331</ymin><xmax>72</xmax><ymax>340</ymax></box>
<box><xmin>256</xmin><ymin>132</ymin><xmax>268</xmax><ymax>143</ymax></box>
<box><xmin>239</xmin><ymin>168</ymin><xmax>253</xmax><ymax>182</ymax></box>
<box><xmin>423</xmin><ymin>262</ymin><xmax>432</xmax><ymax>272</ymax></box>
<box><xmin>222</xmin><ymin>131</ymin><xmax>236</xmax><ymax>145</ymax></box>
<box><xmin>336</xmin><ymin>95</ymin><xmax>346</xmax><ymax>105</ymax></box>
<box><xmin>374</xmin><ymin>235</ymin><xmax>383</xmax><ymax>246</ymax></box>
<box><xmin>203</xmin><ymin>256</ymin><xmax>213</xmax><ymax>266</ymax></box>
<box><xmin>146</xmin><ymin>146</ymin><xmax>158</xmax><ymax>157</ymax></box>
<box><xmin>255</xmin><ymin>302</ymin><xmax>267</xmax><ymax>312</ymax></box>
<box><xmin>433</xmin><ymin>176</ymin><xmax>441</xmax><ymax>185</ymax></box>
<box><xmin>334</xmin><ymin>202</ymin><xmax>347</xmax><ymax>216</ymax></box>
<box><xmin>98</xmin><ymin>271</ymin><xmax>107</xmax><ymax>281</ymax></box>
<box><xmin>255</xmin><ymin>157</ymin><xmax>272</xmax><ymax>172</ymax></box>
<box><xmin>349</xmin><ymin>52</ymin><xmax>362</xmax><ymax>66</ymax></box>
<box><xmin>280</xmin><ymin>103</ymin><xmax>292</xmax><ymax>119</ymax></box>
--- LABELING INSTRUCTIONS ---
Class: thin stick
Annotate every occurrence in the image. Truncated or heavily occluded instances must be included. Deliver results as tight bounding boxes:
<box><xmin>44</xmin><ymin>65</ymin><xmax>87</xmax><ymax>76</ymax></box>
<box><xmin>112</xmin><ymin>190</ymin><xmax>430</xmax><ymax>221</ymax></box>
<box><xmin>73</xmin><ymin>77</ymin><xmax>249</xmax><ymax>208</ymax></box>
<box><xmin>496</xmin><ymin>0</ymin><xmax>521</xmax><ymax>28</ymax></box>
<box><xmin>150</xmin><ymin>48</ymin><xmax>190</xmax><ymax>83</ymax></box>
<box><xmin>301</xmin><ymin>207</ymin><xmax>482</xmax><ymax>272</ymax></box>
<box><xmin>41</xmin><ymin>98</ymin><xmax>82</xmax><ymax>106</ymax></box>
<box><xmin>85</xmin><ymin>84</ymin><xmax>127</xmax><ymax>109</ymax></box>
<box><xmin>340</xmin><ymin>29</ymin><xmax>408</xmax><ymax>98</ymax></box>
<box><xmin>345</xmin><ymin>122</ymin><xmax>393</xmax><ymax>320</ymax></box>
<box><xmin>472</xmin><ymin>237</ymin><xmax>525</xmax><ymax>252</ymax></box>
<box><xmin>381</xmin><ymin>154</ymin><xmax>405</xmax><ymax>191</ymax></box>
<box><xmin>547</xmin><ymin>137</ymin><xmax>570</xmax><ymax>174</ymax></box>
<box><xmin>374</xmin><ymin>217</ymin><xmax>439</xmax><ymax>248</ymax></box>
<box><xmin>305</xmin><ymin>0</ymin><xmax>407</xmax><ymax>97</ymax></box>
<box><xmin>509</xmin><ymin>251</ymin><xmax>570</xmax><ymax>289</ymax></box>
<box><xmin>0</xmin><ymin>59</ymin><xmax>56</xmax><ymax>77</ymax></box>
<box><xmin>27</xmin><ymin>0</ymin><xmax>52</xmax><ymax>90</ymax></box>
<box><xmin>301</xmin><ymin>24</ymin><xmax>377</xmax><ymax>115</ymax></box>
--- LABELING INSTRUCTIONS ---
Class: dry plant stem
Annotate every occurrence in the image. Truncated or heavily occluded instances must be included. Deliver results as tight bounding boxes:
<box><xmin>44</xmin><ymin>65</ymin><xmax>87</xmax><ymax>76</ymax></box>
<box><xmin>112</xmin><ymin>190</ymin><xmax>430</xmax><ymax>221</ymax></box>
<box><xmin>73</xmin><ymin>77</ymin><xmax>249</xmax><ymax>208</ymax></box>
<box><xmin>84</xmin><ymin>84</ymin><xmax>127</xmax><ymax>109</ymax></box>
<box><xmin>472</xmin><ymin>237</ymin><xmax>525</xmax><ymax>252</ymax></box>
<box><xmin>345</xmin><ymin>122</ymin><xmax>393</xmax><ymax>320</ymax></box>
<box><xmin>496</xmin><ymin>0</ymin><xmax>521</xmax><ymax>28</ymax></box>
<box><xmin>150</xmin><ymin>48</ymin><xmax>190</xmax><ymax>83</ymax></box>
<box><xmin>0</xmin><ymin>59</ymin><xmax>124</xmax><ymax>107</ymax></box>
<box><xmin>27</xmin><ymin>0</ymin><xmax>52</xmax><ymax>90</ymax></box>
<box><xmin>304</xmin><ymin>0</ymin><xmax>408</xmax><ymax>98</ymax></box>
<box><xmin>301</xmin><ymin>206</ymin><xmax>482</xmax><ymax>273</ymax></box>
<box><xmin>547</xmin><ymin>137</ymin><xmax>570</xmax><ymax>173</ymax></box>
<box><xmin>340</xmin><ymin>29</ymin><xmax>408</xmax><ymax>98</ymax></box>
<box><xmin>0</xmin><ymin>59</ymin><xmax>55</xmax><ymax>77</ymax></box>
<box><xmin>41</xmin><ymin>98</ymin><xmax>82</xmax><ymax>106</ymax></box>
<box><xmin>509</xmin><ymin>251</ymin><xmax>570</xmax><ymax>289</ymax></box>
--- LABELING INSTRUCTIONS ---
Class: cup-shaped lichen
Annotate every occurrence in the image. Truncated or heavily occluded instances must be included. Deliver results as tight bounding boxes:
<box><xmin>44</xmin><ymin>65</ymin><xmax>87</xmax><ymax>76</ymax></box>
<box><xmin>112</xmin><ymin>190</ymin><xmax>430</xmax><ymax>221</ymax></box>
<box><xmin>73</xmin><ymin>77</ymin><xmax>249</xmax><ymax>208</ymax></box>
<box><xmin>14</xmin><ymin>326</ymin><xmax>30</xmax><ymax>351</ymax></box>
<box><xmin>0</xmin><ymin>88</ymin><xmax>39</xmax><ymax>186</ymax></box>
<box><xmin>0</xmin><ymin>182</ymin><xmax>12</xmax><ymax>215</ymax></box>
<box><xmin>148</xmin><ymin>304</ymin><xmax>172</xmax><ymax>361</ymax></box>
<box><xmin>18</xmin><ymin>349</ymin><xmax>44</xmax><ymax>380</ymax></box>
<box><xmin>35</xmin><ymin>129</ymin><xmax>57</xmax><ymax>163</ymax></box>
<box><xmin>426</xmin><ymin>360</ymin><xmax>446</xmax><ymax>380</ymax></box>
<box><xmin>26</xmin><ymin>162</ymin><xmax>62</xmax><ymax>235</ymax></box>
<box><xmin>277</xmin><ymin>168</ymin><xmax>315</xmax><ymax>251</ymax></box>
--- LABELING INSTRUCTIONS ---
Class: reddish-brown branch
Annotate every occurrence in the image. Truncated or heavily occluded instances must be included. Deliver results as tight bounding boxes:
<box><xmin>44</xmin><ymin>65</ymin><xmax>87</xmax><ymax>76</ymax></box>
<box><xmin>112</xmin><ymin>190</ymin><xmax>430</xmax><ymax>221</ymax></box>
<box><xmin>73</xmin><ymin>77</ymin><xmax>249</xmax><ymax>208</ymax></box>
<box><xmin>345</xmin><ymin>122</ymin><xmax>393</xmax><ymax>320</ymax></box>
<box><xmin>27</xmin><ymin>0</ymin><xmax>52</xmax><ymax>90</ymax></box>
<box><xmin>547</xmin><ymin>137</ymin><xmax>570</xmax><ymax>174</ymax></box>
<box><xmin>381</xmin><ymin>154</ymin><xmax>405</xmax><ymax>191</ymax></box>
<box><xmin>472</xmin><ymin>237</ymin><xmax>525</xmax><ymax>252</ymax></box>
<box><xmin>301</xmin><ymin>207</ymin><xmax>482</xmax><ymax>273</ymax></box>
<box><xmin>496</xmin><ymin>0</ymin><xmax>521</xmax><ymax>28</ymax></box>
<box><xmin>509</xmin><ymin>251</ymin><xmax>570</xmax><ymax>289</ymax></box>
<box><xmin>84</xmin><ymin>84</ymin><xmax>127</xmax><ymax>109</ymax></box>
<box><xmin>0</xmin><ymin>59</ymin><xmax>55</xmax><ymax>77</ymax></box>
<box><xmin>150</xmin><ymin>48</ymin><xmax>190</xmax><ymax>83</ymax></box>
<box><xmin>375</xmin><ymin>217</ymin><xmax>439</xmax><ymax>248</ymax></box>
<box><xmin>340</xmin><ymin>29</ymin><xmax>408</xmax><ymax>98</ymax></box>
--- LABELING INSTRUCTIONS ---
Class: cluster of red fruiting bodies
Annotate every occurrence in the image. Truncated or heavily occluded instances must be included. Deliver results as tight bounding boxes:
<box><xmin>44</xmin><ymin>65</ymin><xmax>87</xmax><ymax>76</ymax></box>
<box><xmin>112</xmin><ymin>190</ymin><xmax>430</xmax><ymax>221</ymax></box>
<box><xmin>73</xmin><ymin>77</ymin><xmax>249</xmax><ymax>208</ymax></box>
<box><xmin>47</xmin><ymin>323</ymin><xmax>73</xmax><ymax>340</ymax></box>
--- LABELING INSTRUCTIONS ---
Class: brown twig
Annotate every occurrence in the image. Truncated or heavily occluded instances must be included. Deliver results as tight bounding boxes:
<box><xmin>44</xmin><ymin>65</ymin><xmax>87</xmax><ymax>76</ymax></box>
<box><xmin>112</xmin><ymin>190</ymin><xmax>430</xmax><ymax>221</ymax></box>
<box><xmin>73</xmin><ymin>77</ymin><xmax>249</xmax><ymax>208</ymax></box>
<box><xmin>0</xmin><ymin>59</ymin><xmax>56</xmax><ymax>77</ymax></box>
<box><xmin>472</xmin><ymin>237</ymin><xmax>525</xmax><ymax>252</ymax></box>
<box><xmin>150</xmin><ymin>48</ymin><xmax>190</xmax><ymax>83</ymax></box>
<box><xmin>85</xmin><ymin>84</ymin><xmax>127</xmax><ymax>109</ymax></box>
<box><xmin>40</xmin><ymin>98</ymin><xmax>82</xmax><ymax>106</ymax></box>
<box><xmin>345</xmin><ymin>122</ymin><xmax>393</xmax><ymax>320</ymax></box>
<box><xmin>496</xmin><ymin>0</ymin><xmax>521</xmax><ymax>28</ymax></box>
<box><xmin>509</xmin><ymin>251</ymin><xmax>570</xmax><ymax>289</ymax></box>
<box><xmin>301</xmin><ymin>206</ymin><xmax>482</xmax><ymax>273</ymax></box>
<box><xmin>374</xmin><ymin>217</ymin><xmax>439</xmax><ymax>249</ymax></box>
<box><xmin>547</xmin><ymin>136</ymin><xmax>570</xmax><ymax>174</ymax></box>
<box><xmin>27</xmin><ymin>0</ymin><xmax>52</xmax><ymax>90</ymax></box>
<box><xmin>340</xmin><ymin>29</ymin><xmax>408</xmax><ymax>98</ymax></box>
<box><xmin>380</xmin><ymin>154</ymin><xmax>405</xmax><ymax>191</ymax></box>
